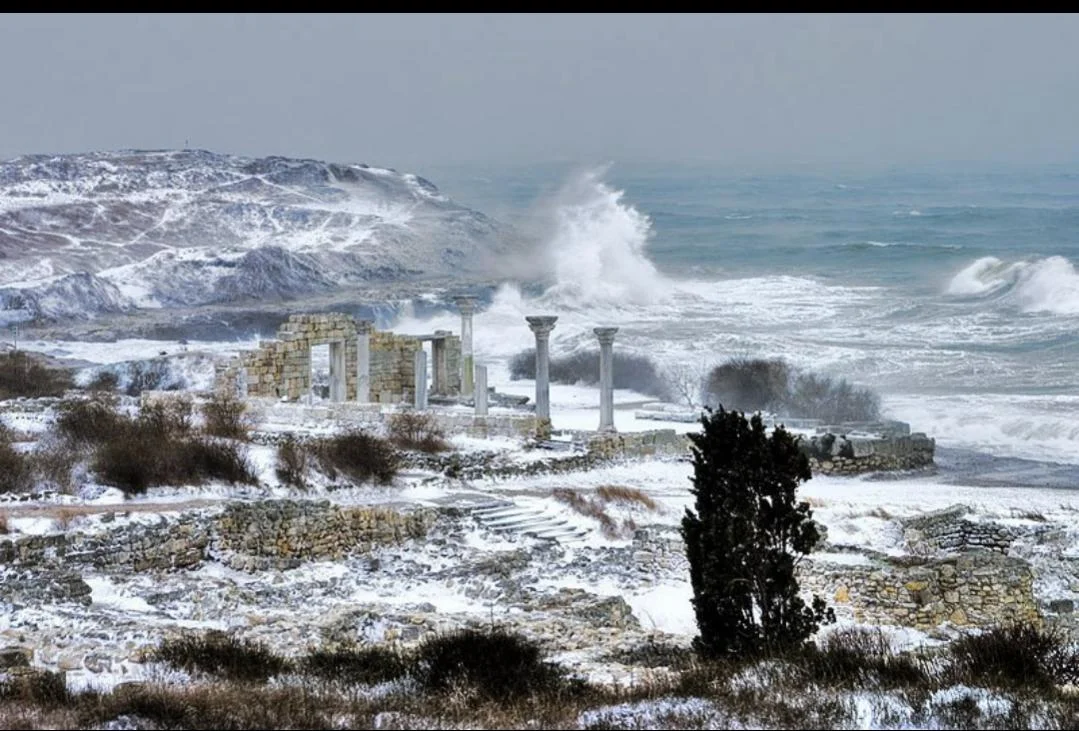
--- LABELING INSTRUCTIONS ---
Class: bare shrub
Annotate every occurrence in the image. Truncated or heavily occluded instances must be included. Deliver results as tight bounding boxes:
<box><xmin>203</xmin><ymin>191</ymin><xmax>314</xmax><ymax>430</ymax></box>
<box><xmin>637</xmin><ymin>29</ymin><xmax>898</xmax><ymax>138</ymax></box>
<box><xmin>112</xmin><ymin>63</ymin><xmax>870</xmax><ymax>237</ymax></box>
<box><xmin>315</xmin><ymin>430</ymin><xmax>399</xmax><ymax>486</ymax></box>
<box><xmin>387</xmin><ymin>410</ymin><xmax>449</xmax><ymax>453</ymax></box>
<box><xmin>153</xmin><ymin>630</ymin><xmax>290</xmax><ymax>682</ymax></box>
<box><xmin>703</xmin><ymin>357</ymin><xmax>881</xmax><ymax>422</ymax></box>
<box><xmin>0</xmin><ymin>351</ymin><xmax>72</xmax><ymax>399</ymax></box>
<box><xmin>411</xmin><ymin>628</ymin><xmax>566</xmax><ymax>701</ymax></box>
<box><xmin>510</xmin><ymin>348</ymin><xmax>672</xmax><ymax>401</ymax></box>
<box><xmin>275</xmin><ymin>434</ymin><xmax>311</xmax><ymax>489</ymax></box>
<box><xmin>0</xmin><ymin>512</ymin><xmax>8</xmax><ymax>534</ymax></box>
<box><xmin>138</xmin><ymin>396</ymin><xmax>194</xmax><ymax>439</ymax></box>
<box><xmin>29</xmin><ymin>434</ymin><xmax>79</xmax><ymax>493</ymax></box>
<box><xmin>201</xmin><ymin>393</ymin><xmax>254</xmax><ymax>440</ymax></box>
<box><xmin>704</xmin><ymin>357</ymin><xmax>791</xmax><ymax>414</ymax></box>
<box><xmin>94</xmin><ymin>434</ymin><xmax>255</xmax><ymax>497</ymax></box>
<box><xmin>0</xmin><ymin>424</ymin><xmax>33</xmax><ymax>494</ymax></box>
<box><xmin>948</xmin><ymin>623</ymin><xmax>1079</xmax><ymax>689</ymax></box>
<box><xmin>86</xmin><ymin>369</ymin><xmax>119</xmax><ymax>393</ymax></box>
<box><xmin>54</xmin><ymin>396</ymin><xmax>125</xmax><ymax>447</ymax></box>
<box><xmin>301</xmin><ymin>643</ymin><xmax>408</xmax><ymax>685</ymax></box>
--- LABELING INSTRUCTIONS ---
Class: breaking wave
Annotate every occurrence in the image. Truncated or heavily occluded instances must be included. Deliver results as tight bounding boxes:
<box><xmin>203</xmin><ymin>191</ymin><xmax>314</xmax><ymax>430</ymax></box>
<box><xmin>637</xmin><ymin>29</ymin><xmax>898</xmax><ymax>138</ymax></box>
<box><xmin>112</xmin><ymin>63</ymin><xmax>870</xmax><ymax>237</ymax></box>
<box><xmin>946</xmin><ymin>255</ymin><xmax>1079</xmax><ymax>315</ymax></box>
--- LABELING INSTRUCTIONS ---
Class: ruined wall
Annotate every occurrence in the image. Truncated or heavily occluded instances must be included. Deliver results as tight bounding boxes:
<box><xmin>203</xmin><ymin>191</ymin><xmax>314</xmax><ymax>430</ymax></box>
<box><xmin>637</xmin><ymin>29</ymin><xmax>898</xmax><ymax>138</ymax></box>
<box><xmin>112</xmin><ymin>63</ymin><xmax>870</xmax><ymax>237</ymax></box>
<box><xmin>231</xmin><ymin>314</ymin><xmax>359</xmax><ymax>401</ymax></box>
<box><xmin>902</xmin><ymin>505</ymin><xmax>1018</xmax><ymax>555</ymax></box>
<box><xmin>0</xmin><ymin>501</ymin><xmax>436</xmax><ymax>582</ymax></box>
<box><xmin>804</xmin><ymin>433</ymin><xmax>935</xmax><ymax>475</ymax></box>
<box><xmin>799</xmin><ymin>552</ymin><xmax>1040</xmax><ymax>629</ymax></box>
<box><xmin>369</xmin><ymin>331</ymin><xmax>422</xmax><ymax>403</ymax></box>
<box><xmin>214</xmin><ymin>501</ymin><xmax>435</xmax><ymax>571</ymax></box>
<box><xmin>585</xmin><ymin>430</ymin><xmax>690</xmax><ymax>460</ymax></box>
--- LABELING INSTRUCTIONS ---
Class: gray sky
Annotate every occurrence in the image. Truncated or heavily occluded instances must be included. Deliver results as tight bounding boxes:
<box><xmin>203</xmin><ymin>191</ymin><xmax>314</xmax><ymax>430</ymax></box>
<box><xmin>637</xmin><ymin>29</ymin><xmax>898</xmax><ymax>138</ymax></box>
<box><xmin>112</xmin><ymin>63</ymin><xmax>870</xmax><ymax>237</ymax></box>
<box><xmin>2</xmin><ymin>13</ymin><xmax>1078</xmax><ymax>170</ymax></box>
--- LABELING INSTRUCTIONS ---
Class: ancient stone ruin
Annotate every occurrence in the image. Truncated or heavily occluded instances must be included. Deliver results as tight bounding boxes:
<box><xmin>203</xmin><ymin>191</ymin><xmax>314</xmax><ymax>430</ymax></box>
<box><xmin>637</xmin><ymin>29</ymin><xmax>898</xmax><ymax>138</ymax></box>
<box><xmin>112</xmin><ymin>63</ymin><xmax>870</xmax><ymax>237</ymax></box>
<box><xmin>215</xmin><ymin>313</ymin><xmax>460</xmax><ymax>405</ymax></box>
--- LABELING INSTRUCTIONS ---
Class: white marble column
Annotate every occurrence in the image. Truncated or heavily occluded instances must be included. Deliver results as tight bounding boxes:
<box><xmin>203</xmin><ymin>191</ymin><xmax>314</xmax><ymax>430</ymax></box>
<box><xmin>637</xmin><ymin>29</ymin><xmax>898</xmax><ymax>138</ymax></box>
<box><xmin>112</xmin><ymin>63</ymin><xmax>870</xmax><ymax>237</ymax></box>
<box><xmin>525</xmin><ymin>316</ymin><xmax>558</xmax><ymax>421</ymax></box>
<box><xmin>474</xmin><ymin>364</ymin><xmax>488</xmax><ymax>416</ymax></box>
<box><xmin>413</xmin><ymin>349</ymin><xmax>428</xmax><ymax>409</ymax></box>
<box><xmin>356</xmin><ymin>320</ymin><xmax>373</xmax><ymax>403</ymax></box>
<box><xmin>454</xmin><ymin>296</ymin><xmax>477</xmax><ymax>399</ymax></box>
<box><xmin>594</xmin><ymin>327</ymin><xmax>619</xmax><ymax>432</ymax></box>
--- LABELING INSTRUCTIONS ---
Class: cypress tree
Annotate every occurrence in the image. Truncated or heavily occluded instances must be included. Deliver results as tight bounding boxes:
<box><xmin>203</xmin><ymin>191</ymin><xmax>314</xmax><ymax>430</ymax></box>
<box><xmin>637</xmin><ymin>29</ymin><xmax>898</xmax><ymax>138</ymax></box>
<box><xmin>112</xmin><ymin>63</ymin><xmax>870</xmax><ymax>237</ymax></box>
<box><xmin>682</xmin><ymin>407</ymin><xmax>833</xmax><ymax>658</ymax></box>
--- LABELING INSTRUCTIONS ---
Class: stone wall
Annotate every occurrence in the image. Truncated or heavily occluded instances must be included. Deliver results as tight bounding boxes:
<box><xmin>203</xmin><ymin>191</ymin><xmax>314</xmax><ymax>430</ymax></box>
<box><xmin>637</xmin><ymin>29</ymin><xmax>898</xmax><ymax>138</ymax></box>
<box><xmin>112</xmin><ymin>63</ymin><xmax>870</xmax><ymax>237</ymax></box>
<box><xmin>584</xmin><ymin>430</ymin><xmax>690</xmax><ymax>460</ymax></box>
<box><xmin>902</xmin><ymin>505</ymin><xmax>1018</xmax><ymax>555</ymax></box>
<box><xmin>214</xmin><ymin>501</ymin><xmax>435</xmax><ymax>571</ymax></box>
<box><xmin>232</xmin><ymin>313</ymin><xmax>360</xmax><ymax>401</ymax></box>
<box><xmin>803</xmin><ymin>432</ymin><xmax>935</xmax><ymax>475</ymax></box>
<box><xmin>799</xmin><ymin>551</ymin><xmax>1040</xmax><ymax>629</ymax></box>
<box><xmin>214</xmin><ymin>313</ymin><xmax>459</xmax><ymax>405</ymax></box>
<box><xmin>0</xmin><ymin>501</ymin><xmax>436</xmax><ymax>581</ymax></box>
<box><xmin>369</xmin><ymin>330</ymin><xmax>422</xmax><ymax>403</ymax></box>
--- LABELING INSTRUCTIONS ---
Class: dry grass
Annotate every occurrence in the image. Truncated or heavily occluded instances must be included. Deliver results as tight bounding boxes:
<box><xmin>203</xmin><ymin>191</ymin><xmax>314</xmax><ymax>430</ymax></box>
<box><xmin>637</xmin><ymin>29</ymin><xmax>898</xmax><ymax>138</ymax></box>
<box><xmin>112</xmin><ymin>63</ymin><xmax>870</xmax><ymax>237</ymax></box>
<box><xmin>52</xmin><ymin>506</ymin><xmax>81</xmax><ymax>532</ymax></box>
<box><xmin>596</xmin><ymin>484</ymin><xmax>658</xmax><ymax>511</ymax></box>
<box><xmin>0</xmin><ymin>512</ymin><xmax>8</xmax><ymax>534</ymax></box>
<box><xmin>553</xmin><ymin>486</ymin><xmax>658</xmax><ymax>540</ymax></box>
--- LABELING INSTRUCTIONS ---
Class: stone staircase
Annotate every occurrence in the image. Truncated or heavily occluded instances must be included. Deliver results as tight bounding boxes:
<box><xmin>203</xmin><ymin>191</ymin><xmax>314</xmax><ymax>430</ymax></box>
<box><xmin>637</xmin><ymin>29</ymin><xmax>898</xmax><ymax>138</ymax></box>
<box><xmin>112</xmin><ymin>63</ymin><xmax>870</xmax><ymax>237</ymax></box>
<box><xmin>468</xmin><ymin>499</ymin><xmax>592</xmax><ymax>544</ymax></box>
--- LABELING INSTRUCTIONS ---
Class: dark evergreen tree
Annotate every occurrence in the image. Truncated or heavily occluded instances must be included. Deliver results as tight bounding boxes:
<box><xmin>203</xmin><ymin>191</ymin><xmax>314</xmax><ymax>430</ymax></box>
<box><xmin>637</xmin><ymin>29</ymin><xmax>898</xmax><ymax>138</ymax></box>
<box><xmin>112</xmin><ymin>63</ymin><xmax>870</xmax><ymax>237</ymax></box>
<box><xmin>682</xmin><ymin>407</ymin><xmax>833</xmax><ymax>659</ymax></box>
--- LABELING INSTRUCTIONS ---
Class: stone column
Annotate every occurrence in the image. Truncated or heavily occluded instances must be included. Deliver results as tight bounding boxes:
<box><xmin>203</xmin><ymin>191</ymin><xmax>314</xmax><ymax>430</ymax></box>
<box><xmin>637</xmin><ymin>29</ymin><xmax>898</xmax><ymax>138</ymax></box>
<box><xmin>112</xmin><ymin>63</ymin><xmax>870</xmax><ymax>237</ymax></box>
<box><xmin>356</xmin><ymin>320</ymin><xmax>373</xmax><ymax>403</ymax></box>
<box><xmin>433</xmin><ymin>331</ymin><xmax>451</xmax><ymax>396</ymax></box>
<box><xmin>525</xmin><ymin>316</ymin><xmax>558</xmax><ymax>422</ymax></box>
<box><xmin>454</xmin><ymin>296</ymin><xmax>477</xmax><ymax>399</ymax></box>
<box><xmin>474</xmin><ymin>364</ymin><xmax>488</xmax><ymax>417</ymax></box>
<box><xmin>328</xmin><ymin>341</ymin><xmax>346</xmax><ymax>403</ymax></box>
<box><xmin>594</xmin><ymin>327</ymin><xmax>619</xmax><ymax>432</ymax></box>
<box><xmin>413</xmin><ymin>349</ymin><xmax>428</xmax><ymax>409</ymax></box>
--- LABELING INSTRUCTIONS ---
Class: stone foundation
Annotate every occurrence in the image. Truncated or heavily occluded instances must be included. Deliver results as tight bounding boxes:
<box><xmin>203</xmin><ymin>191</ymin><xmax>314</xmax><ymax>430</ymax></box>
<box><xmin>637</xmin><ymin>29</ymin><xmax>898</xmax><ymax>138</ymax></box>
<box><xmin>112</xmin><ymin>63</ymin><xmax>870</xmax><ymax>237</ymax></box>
<box><xmin>803</xmin><ymin>432</ymin><xmax>935</xmax><ymax>475</ymax></box>
<box><xmin>800</xmin><ymin>551</ymin><xmax>1040</xmax><ymax>629</ymax></box>
<box><xmin>0</xmin><ymin>501</ymin><xmax>436</xmax><ymax>580</ymax></box>
<box><xmin>902</xmin><ymin>505</ymin><xmax>1019</xmax><ymax>555</ymax></box>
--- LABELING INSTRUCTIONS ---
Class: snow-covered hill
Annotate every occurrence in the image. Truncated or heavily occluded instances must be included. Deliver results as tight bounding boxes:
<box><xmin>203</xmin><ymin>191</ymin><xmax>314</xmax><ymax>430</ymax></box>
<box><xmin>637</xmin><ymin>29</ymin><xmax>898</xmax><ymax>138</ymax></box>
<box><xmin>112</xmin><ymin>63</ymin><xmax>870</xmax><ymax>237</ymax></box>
<box><xmin>0</xmin><ymin>150</ymin><xmax>511</xmax><ymax>322</ymax></box>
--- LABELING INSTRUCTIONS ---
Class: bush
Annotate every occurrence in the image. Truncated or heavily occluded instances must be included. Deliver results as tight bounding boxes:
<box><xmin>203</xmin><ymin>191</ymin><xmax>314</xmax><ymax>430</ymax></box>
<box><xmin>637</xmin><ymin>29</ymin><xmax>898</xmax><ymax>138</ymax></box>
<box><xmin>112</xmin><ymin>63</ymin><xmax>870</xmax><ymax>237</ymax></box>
<box><xmin>54</xmin><ymin>396</ymin><xmax>125</xmax><ymax>447</ymax></box>
<box><xmin>703</xmin><ymin>357</ymin><xmax>881</xmax><ymax>423</ymax></box>
<box><xmin>411</xmin><ymin>628</ymin><xmax>564</xmax><ymax>700</ymax></box>
<box><xmin>201</xmin><ymin>393</ymin><xmax>254</xmax><ymax>440</ymax></box>
<box><xmin>948</xmin><ymin>624</ymin><xmax>1079</xmax><ymax>689</ymax></box>
<box><xmin>387</xmin><ymin>410</ymin><xmax>449</xmax><ymax>453</ymax></box>
<box><xmin>94</xmin><ymin>433</ymin><xmax>255</xmax><ymax>497</ymax></box>
<box><xmin>0</xmin><ymin>351</ymin><xmax>72</xmax><ymax>399</ymax></box>
<box><xmin>60</xmin><ymin>396</ymin><xmax>255</xmax><ymax>497</ymax></box>
<box><xmin>682</xmin><ymin>408</ymin><xmax>833</xmax><ymax>659</ymax></box>
<box><xmin>152</xmin><ymin>630</ymin><xmax>291</xmax><ymax>683</ymax></box>
<box><xmin>301</xmin><ymin>644</ymin><xmax>407</xmax><ymax>685</ymax></box>
<box><xmin>28</xmin><ymin>434</ymin><xmax>79</xmax><ymax>493</ymax></box>
<box><xmin>0</xmin><ymin>425</ymin><xmax>33</xmax><ymax>494</ymax></box>
<box><xmin>315</xmin><ymin>430</ymin><xmax>399</xmax><ymax>486</ymax></box>
<box><xmin>86</xmin><ymin>369</ymin><xmax>119</xmax><ymax>393</ymax></box>
<box><xmin>509</xmin><ymin>348</ymin><xmax>672</xmax><ymax>401</ymax></box>
<box><xmin>276</xmin><ymin>434</ymin><xmax>311</xmax><ymax>489</ymax></box>
<box><xmin>803</xmin><ymin>627</ymin><xmax>931</xmax><ymax>688</ymax></box>
<box><xmin>703</xmin><ymin>357</ymin><xmax>791</xmax><ymax>414</ymax></box>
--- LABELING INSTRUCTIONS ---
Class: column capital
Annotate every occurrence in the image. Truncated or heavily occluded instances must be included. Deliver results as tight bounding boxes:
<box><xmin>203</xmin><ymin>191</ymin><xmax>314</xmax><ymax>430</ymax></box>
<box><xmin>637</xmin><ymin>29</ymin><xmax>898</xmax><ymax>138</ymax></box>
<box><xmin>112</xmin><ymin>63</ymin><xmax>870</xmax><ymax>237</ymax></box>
<box><xmin>525</xmin><ymin>315</ymin><xmax>558</xmax><ymax>337</ymax></box>
<box><xmin>454</xmin><ymin>296</ymin><xmax>478</xmax><ymax>315</ymax></box>
<box><xmin>593</xmin><ymin>326</ymin><xmax>619</xmax><ymax>345</ymax></box>
<box><xmin>355</xmin><ymin>319</ymin><xmax>374</xmax><ymax>335</ymax></box>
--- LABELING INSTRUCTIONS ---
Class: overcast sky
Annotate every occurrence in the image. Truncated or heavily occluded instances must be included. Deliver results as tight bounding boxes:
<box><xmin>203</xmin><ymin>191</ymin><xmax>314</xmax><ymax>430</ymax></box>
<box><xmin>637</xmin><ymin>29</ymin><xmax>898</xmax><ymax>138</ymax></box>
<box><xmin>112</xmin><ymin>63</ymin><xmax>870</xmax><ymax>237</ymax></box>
<box><xmin>2</xmin><ymin>13</ymin><xmax>1078</xmax><ymax>171</ymax></box>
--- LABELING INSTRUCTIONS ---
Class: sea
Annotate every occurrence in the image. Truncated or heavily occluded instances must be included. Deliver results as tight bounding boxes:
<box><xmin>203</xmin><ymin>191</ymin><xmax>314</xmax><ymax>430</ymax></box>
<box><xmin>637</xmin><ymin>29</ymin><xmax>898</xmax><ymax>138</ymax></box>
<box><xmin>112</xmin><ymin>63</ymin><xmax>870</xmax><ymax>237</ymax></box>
<box><xmin>396</xmin><ymin>162</ymin><xmax>1079</xmax><ymax>472</ymax></box>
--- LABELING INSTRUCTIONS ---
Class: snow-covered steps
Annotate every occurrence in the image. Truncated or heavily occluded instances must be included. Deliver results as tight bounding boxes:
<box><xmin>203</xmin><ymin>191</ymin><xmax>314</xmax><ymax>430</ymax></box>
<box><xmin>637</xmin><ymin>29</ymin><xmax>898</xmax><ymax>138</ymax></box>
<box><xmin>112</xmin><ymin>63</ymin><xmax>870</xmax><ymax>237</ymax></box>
<box><xmin>468</xmin><ymin>500</ymin><xmax>592</xmax><ymax>544</ymax></box>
